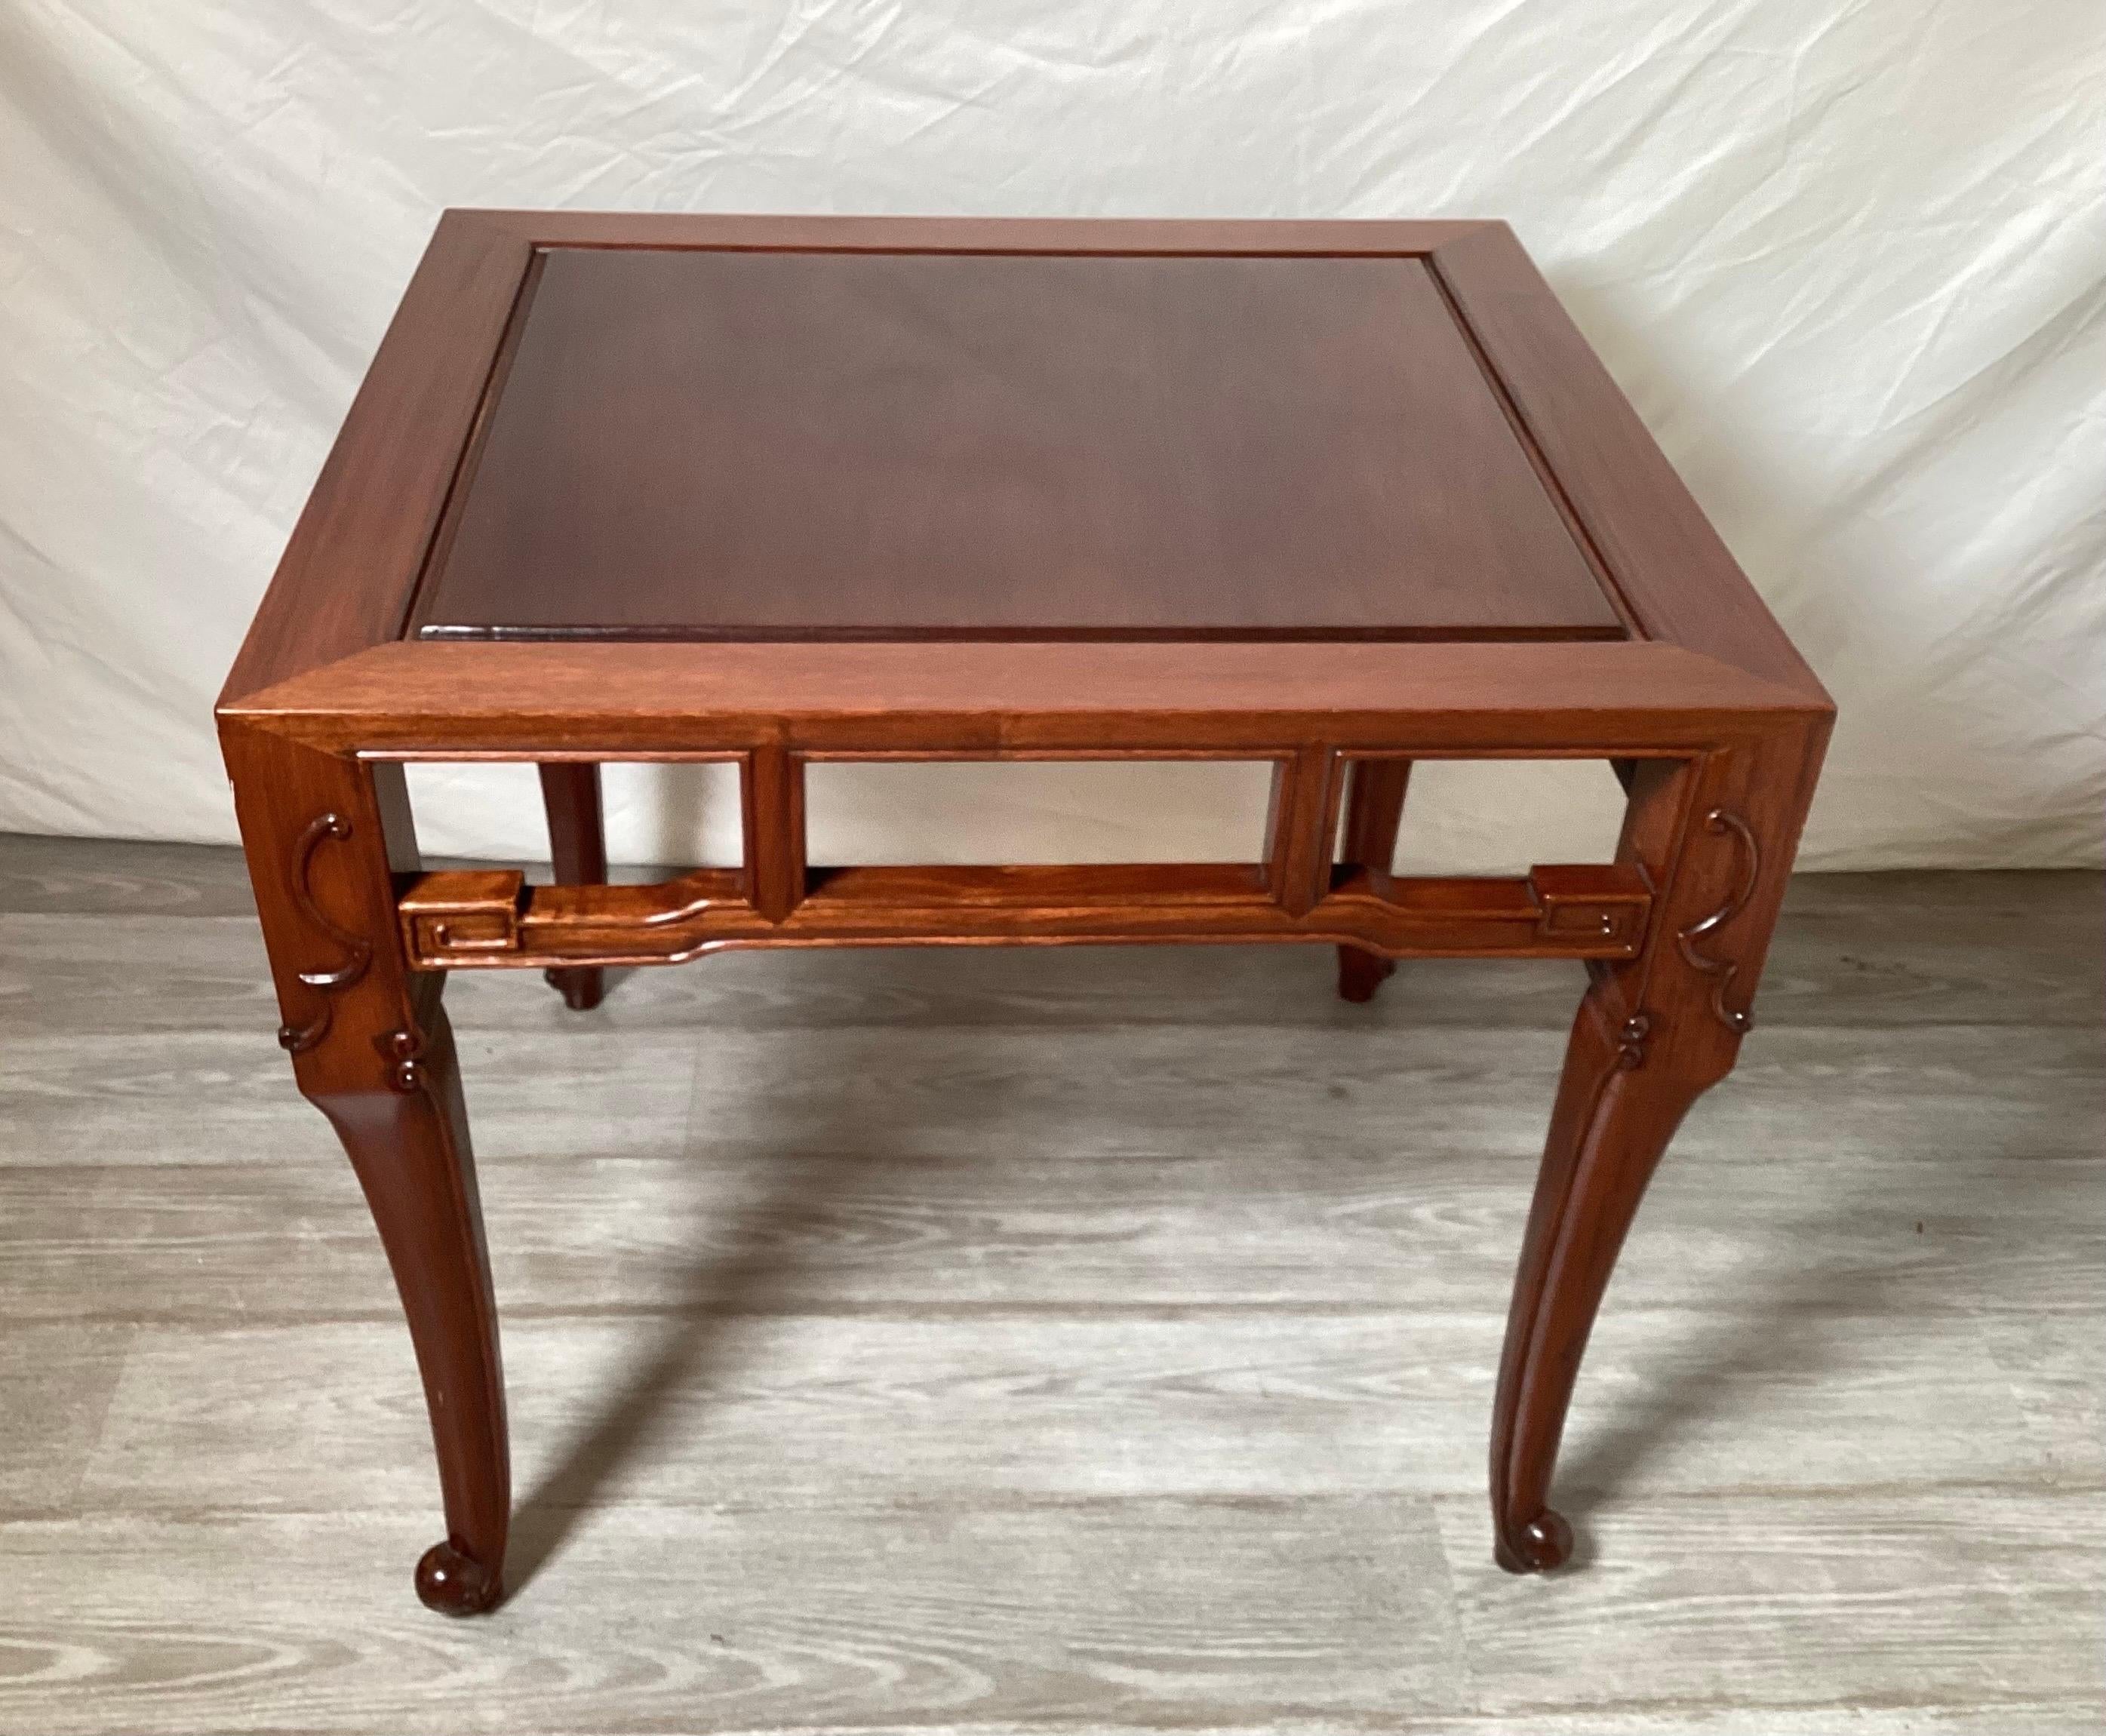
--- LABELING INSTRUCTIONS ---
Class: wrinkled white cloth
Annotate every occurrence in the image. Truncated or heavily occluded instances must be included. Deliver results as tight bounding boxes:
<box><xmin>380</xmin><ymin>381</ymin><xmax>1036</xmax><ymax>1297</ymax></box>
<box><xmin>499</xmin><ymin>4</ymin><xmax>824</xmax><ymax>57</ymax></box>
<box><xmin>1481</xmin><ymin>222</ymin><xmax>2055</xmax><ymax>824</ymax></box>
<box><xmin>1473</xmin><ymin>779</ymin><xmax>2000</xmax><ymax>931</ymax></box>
<box><xmin>2</xmin><ymin>2</ymin><xmax>2100</xmax><ymax>869</ymax></box>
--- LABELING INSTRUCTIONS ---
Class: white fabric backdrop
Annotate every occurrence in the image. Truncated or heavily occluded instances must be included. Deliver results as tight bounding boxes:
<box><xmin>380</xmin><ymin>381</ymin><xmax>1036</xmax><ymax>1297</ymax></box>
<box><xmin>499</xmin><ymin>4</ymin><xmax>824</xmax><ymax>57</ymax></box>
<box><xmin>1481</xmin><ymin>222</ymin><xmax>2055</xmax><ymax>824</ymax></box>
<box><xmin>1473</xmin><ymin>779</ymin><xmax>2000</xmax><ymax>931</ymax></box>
<box><xmin>2</xmin><ymin>2</ymin><xmax>2101</xmax><ymax>871</ymax></box>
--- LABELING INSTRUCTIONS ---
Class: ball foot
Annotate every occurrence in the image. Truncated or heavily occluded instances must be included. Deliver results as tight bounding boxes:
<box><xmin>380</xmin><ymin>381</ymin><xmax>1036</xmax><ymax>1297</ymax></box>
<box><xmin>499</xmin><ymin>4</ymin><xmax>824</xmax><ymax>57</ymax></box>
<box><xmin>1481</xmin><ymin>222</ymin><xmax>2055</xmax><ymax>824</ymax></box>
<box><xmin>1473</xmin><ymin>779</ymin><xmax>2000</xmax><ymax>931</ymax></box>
<box><xmin>1336</xmin><ymin>948</ymin><xmax>1395</xmax><ymax>1004</ymax></box>
<box><xmin>545</xmin><ymin>966</ymin><xmax>604</xmax><ymax>1012</ymax></box>
<box><xmin>1493</xmin><ymin>1507</ymin><xmax>1574</xmax><ymax>1574</ymax></box>
<box><xmin>415</xmin><ymin>1540</ymin><xmax>503</xmax><ymax>1615</ymax></box>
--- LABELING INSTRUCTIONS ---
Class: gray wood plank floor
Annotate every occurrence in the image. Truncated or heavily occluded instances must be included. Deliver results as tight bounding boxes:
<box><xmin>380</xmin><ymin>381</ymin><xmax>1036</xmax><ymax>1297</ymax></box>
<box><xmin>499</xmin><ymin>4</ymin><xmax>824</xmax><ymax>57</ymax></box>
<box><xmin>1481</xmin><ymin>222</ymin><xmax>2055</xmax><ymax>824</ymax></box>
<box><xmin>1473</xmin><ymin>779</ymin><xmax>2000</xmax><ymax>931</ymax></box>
<box><xmin>0</xmin><ymin>834</ymin><xmax>2099</xmax><ymax>1734</ymax></box>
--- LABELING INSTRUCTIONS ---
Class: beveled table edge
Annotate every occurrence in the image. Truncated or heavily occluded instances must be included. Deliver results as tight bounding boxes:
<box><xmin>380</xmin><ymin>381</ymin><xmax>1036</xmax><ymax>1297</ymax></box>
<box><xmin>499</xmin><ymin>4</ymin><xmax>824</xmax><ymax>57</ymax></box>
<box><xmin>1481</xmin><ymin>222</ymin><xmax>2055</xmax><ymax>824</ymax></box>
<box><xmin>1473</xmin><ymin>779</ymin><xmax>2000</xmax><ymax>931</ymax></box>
<box><xmin>220</xmin><ymin>638</ymin><xmax>1828</xmax><ymax>758</ymax></box>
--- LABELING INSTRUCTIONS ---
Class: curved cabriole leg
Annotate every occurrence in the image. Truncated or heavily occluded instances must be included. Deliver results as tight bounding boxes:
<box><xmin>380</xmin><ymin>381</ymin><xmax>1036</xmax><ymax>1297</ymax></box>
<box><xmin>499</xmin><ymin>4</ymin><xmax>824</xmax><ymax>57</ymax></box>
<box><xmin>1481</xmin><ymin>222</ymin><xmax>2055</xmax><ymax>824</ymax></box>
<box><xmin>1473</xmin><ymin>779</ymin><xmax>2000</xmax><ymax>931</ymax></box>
<box><xmin>1335</xmin><ymin>758</ymin><xmax>1411</xmax><ymax>1002</ymax></box>
<box><xmin>1489</xmin><ymin>983</ymin><xmax>1720</xmax><ymax>1571</ymax></box>
<box><xmin>226</xmin><ymin>730</ymin><xmax>512</xmax><ymax>1614</ymax></box>
<box><xmin>1484</xmin><ymin>734</ymin><xmax>1824</xmax><ymax>1572</ymax></box>
<box><xmin>315</xmin><ymin>996</ymin><xmax>509</xmax><ymax>1615</ymax></box>
<box><xmin>538</xmin><ymin>761</ymin><xmax>607</xmax><ymax>1011</ymax></box>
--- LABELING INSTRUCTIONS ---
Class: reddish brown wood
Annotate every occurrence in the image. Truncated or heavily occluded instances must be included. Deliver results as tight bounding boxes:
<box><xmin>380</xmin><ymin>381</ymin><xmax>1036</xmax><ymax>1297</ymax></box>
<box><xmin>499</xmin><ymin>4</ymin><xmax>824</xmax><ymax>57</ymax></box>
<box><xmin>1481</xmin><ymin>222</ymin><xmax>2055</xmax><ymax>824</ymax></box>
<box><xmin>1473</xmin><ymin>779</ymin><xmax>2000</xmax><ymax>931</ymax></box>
<box><xmin>473</xmin><ymin>212</ymin><xmax>1490</xmax><ymax>254</ymax></box>
<box><xmin>396</xmin><ymin>859</ymin><xmax>1654</xmax><ymax>968</ymax></box>
<box><xmin>218</xmin><ymin>211</ymin><xmax>1833</xmax><ymax>1609</ymax></box>
<box><xmin>224</xmin><ymin>638</ymin><xmax>1814</xmax><ymax>757</ymax></box>
<box><xmin>1425</xmin><ymin>226</ymin><xmax>1826</xmax><ymax>696</ymax></box>
<box><xmin>413</xmin><ymin>249</ymin><xmax>1621</xmax><ymax>644</ymax></box>
<box><xmin>222</xmin><ymin>214</ymin><xmax>534</xmax><ymax>704</ymax></box>
<box><xmin>1490</xmin><ymin>733</ymin><xmax>1825</xmax><ymax>1569</ymax></box>
<box><xmin>222</xmin><ymin>723</ymin><xmax>509</xmax><ymax>1615</ymax></box>
<box><xmin>1336</xmin><ymin>758</ymin><xmax>1413</xmax><ymax>1000</ymax></box>
<box><xmin>1265</xmin><ymin>748</ymin><xmax>1346</xmax><ymax>919</ymax></box>
<box><xmin>536</xmin><ymin>762</ymin><xmax>605</xmax><ymax>1010</ymax></box>
<box><xmin>742</xmin><ymin>746</ymin><xmax>807</xmax><ymax>924</ymax></box>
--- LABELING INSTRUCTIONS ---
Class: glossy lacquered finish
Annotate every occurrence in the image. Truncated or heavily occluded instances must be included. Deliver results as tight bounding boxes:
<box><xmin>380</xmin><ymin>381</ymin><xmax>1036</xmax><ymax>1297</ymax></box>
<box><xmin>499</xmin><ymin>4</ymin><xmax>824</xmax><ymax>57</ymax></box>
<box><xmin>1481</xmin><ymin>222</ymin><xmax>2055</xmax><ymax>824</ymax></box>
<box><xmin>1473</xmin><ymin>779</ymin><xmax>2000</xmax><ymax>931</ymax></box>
<box><xmin>218</xmin><ymin>211</ymin><xmax>1832</xmax><ymax>1615</ymax></box>
<box><xmin>414</xmin><ymin>247</ymin><xmax>1622</xmax><ymax>643</ymax></box>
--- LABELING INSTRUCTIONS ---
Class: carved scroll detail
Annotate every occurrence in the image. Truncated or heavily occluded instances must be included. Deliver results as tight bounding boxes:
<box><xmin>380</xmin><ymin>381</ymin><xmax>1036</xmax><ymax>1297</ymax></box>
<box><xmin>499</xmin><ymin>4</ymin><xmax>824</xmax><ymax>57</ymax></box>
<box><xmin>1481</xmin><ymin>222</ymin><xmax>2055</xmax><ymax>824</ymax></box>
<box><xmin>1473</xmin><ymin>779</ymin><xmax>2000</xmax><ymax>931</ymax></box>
<box><xmin>1676</xmin><ymin>807</ymin><xmax>1760</xmax><ymax>1034</ymax></box>
<box><xmin>276</xmin><ymin>813</ymin><xmax>373</xmax><ymax>1054</ymax></box>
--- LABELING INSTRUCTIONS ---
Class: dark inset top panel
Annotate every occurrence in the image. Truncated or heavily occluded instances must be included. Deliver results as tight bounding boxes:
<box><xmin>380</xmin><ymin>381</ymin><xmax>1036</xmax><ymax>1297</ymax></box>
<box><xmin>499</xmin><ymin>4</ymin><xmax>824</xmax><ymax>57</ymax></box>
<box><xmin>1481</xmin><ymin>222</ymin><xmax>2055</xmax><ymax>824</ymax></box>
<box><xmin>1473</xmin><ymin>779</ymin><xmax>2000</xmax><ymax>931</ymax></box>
<box><xmin>412</xmin><ymin>247</ymin><xmax>1624</xmax><ymax>643</ymax></box>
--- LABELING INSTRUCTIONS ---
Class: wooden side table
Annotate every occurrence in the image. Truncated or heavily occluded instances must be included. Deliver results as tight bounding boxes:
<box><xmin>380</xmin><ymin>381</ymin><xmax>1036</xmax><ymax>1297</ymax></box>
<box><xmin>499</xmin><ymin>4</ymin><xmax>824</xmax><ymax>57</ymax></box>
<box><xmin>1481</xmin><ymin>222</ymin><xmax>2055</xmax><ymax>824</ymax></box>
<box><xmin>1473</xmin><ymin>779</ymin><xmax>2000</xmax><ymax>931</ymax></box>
<box><xmin>217</xmin><ymin>213</ymin><xmax>1831</xmax><ymax>1615</ymax></box>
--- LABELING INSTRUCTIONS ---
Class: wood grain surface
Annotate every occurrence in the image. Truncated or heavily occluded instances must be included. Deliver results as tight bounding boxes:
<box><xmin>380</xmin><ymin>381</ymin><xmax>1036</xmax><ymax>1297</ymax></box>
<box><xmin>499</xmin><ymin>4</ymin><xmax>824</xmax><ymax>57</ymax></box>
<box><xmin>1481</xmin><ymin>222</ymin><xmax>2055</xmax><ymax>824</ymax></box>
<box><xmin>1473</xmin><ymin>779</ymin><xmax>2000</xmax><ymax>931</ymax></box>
<box><xmin>0</xmin><ymin>837</ymin><xmax>2099</xmax><ymax>1731</ymax></box>
<box><xmin>414</xmin><ymin>249</ymin><xmax>1622</xmax><ymax>643</ymax></box>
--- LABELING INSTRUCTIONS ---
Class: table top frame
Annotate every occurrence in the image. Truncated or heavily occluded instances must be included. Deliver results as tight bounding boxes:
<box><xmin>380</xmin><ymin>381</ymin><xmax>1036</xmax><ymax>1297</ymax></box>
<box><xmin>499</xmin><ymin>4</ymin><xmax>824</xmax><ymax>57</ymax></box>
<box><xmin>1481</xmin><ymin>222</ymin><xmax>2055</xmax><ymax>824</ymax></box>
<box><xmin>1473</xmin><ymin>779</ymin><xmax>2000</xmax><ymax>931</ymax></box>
<box><xmin>220</xmin><ymin>211</ymin><xmax>1830</xmax><ymax>755</ymax></box>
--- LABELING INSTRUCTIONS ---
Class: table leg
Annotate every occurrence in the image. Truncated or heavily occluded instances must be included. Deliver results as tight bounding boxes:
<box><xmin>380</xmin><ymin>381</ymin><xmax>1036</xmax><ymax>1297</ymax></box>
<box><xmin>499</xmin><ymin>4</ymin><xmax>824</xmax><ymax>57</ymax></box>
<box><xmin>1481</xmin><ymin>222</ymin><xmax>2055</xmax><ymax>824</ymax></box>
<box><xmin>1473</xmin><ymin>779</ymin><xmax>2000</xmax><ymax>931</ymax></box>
<box><xmin>1489</xmin><ymin>736</ymin><xmax>1823</xmax><ymax>1570</ymax></box>
<box><xmin>538</xmin><ymin>761</ymin><xmax>607</xmax><ymax>1011</ymax></box>
<box><xmin>322</xmin><ymin>995</ymin><xmax>509</xmax><ymax>1613</ymax></box>
<box><xmin>224</xmin><ymin>726</ymin><xmax>511</xmax><ymax>1614</ymax></box>
<box><xmin>1336</xmin><ymin>758</ymin><xmax>1411</xmax><ymax>1001</ymax></box>
<box><xmin>1490</xmin><ymin>979</ymin><xmax>1720</xmax><ymax>1569</ymax></box>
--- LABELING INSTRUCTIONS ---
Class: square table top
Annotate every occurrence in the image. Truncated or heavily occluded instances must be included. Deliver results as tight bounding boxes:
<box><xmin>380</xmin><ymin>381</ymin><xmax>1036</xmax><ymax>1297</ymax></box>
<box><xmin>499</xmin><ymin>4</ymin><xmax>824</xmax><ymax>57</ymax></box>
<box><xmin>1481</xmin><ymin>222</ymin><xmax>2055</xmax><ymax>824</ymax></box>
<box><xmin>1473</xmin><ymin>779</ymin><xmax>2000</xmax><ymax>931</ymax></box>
<box><xmin>221</xmin><ymin>213</ymin><xmax>1827</xmax><ymax>751</ymax></box>
<box><xmin>411</xmin><ymin>246</ymin><xmax>1623</xmax><ymax>644</ymax></box>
